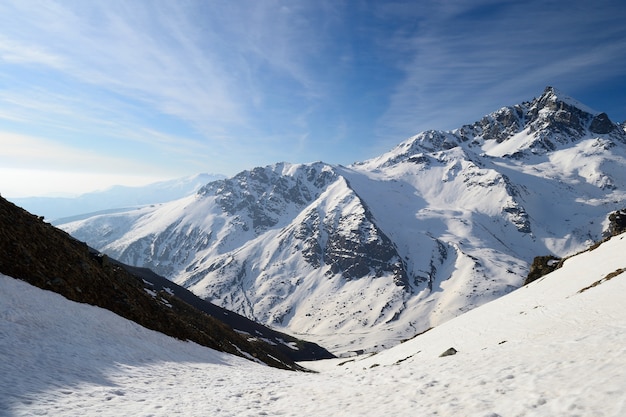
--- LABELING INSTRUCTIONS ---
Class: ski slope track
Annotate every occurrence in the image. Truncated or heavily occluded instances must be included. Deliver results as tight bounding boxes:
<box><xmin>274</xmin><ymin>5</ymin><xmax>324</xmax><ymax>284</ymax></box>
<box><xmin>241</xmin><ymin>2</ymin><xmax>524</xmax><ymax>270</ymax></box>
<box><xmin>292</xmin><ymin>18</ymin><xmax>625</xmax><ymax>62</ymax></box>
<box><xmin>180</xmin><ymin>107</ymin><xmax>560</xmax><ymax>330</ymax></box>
<box><xmin>62</xmin><ymin>87</ymin><xmax>626</xmax><ymax>354</ymax></box>
<box><xmin>2</xmin><ymin>233</ymin><xmax>625</xmax><ymax>416</ymax></box>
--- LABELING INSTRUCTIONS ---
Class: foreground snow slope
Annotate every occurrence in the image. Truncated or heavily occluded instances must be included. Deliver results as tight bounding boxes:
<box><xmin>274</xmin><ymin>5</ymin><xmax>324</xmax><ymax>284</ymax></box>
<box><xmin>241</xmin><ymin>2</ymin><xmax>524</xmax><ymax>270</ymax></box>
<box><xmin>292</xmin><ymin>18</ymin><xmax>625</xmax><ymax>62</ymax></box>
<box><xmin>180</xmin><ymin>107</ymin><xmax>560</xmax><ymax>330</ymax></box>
<box><xmin>2</xmin><ymin>233</ymin><xmax>625</xmax><ymax>416</ymax></box>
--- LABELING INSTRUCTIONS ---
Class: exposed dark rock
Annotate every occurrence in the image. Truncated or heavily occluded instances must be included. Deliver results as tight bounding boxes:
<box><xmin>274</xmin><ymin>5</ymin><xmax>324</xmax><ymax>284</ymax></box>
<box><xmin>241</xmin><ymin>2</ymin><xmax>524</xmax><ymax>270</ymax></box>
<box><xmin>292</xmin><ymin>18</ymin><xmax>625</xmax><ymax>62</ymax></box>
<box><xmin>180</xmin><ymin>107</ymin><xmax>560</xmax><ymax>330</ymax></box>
<box><xmin>365</xmin><ymin>86</ymin><xmax>626</xmax><ymax>169</ymax></box>
<box><xmin>605</xmin><ymin>209</ymin><xmax>626</xmax><ymax>237</ymax></box>
<box><xmin>502</xmin><ymin>204</ymin><xmax>531</xmax><ymax>234</ymax></box>
<box><xmin>578</xmin><ymin>268</ymin><xmax>626</xmax><ymax>293</ymax></box>
<box><xmin>471</xmin><ymin>106</ymin><xmax>523</xmax><ymax>143</ymax></box>
<box><xmin>422</xmin><ymin>239</ymin><xmax>450</xmax><ymax>291</ymax></box>
<box><xmin>439</xmin><ymin>347</ymin><xmax>457</xmax><ymax>357</ymax></box>
<box><xmin>118</xmin><ymin>262</ymin><xmax>334</xmax><ymax>361</ymax></box>
<box><xmin>524</xmin><ymin>255</ymin><xmax>562</xmax><ymax>285</ymax></box>
<box><xmin>198</xmin><ymin>163</ymin><xmax>338</xmax><ymax>234</ymax></box>
<box><xmin>457</xmin><ymin>86</ymin><xmax>623</xmax><ymax>161</ymax></box>
<box><xmin>295</xmin><ymin>209</ymin><xmax>323</xmax><ymax>268</ymax></box>
<box><xmin>407</xmin><ymin>154</ymin><xmax>431</xmax><ymax>165</ymax></box>
<box><xmin>322</xmin><ymin>195</ymin><xmax>410</xmax><ymax>289</ymax></box>
<box><xmin>589</xmin><ymin>113</ymin><xmax>615</xmax><ymax>134</ymax></box>
<box><xmin>285</xmin><ymin>180</ymin><xmax>411</xmax><ymax>289</ymax></box>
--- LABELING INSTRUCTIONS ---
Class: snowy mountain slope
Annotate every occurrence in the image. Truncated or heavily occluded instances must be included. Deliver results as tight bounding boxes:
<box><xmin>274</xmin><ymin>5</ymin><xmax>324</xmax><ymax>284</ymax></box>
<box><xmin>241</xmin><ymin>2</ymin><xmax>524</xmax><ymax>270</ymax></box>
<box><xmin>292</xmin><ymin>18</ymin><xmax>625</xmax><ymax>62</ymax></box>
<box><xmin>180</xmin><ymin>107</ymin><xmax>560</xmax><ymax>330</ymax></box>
<box><xmin>62</xmin><ymin>165</ymin><xmax>422</xmax><ymax>353</ymax></box>
<box><xmin>62</xmin><ymin>87</ymin><xmax>626</xmax><ymax>354</ymax></box>
<box><xmin>14</xmin><ymin>173</ymin><xmax>223</xmax><ymax>222</ymax></box>
<box><xmin>337</xmin><ymin>232</ymin><xmax>626</xmax><ymax>368</ymax></box>
<box><xmin>2</xmin><ymin>233</ymin><xmax>624</xmax><ymax>416</ymax></box>
<box><xmin>118</xmin><ymin>260</ymin><xmax>334</xmax><ymax>361</ymax></box>
<box><xmin>0</xmin><ymin>273</ymin><xmax>266</xmax><ymax>416</ymax></box>
<box><xmin>0</xmin><ymin>195</ymin><xmax>329</xmax><ymax>370</ymax></box>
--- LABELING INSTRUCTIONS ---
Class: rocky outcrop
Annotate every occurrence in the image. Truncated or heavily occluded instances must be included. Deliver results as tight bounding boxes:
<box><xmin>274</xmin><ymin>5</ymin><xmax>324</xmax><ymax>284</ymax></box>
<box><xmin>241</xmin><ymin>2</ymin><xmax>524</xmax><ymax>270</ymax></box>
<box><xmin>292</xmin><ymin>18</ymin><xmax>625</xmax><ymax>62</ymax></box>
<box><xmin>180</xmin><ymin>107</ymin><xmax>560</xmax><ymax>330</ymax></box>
<box><xmin>439</xmin><ymin>347</ymin><xmax>458</xmax><ymax>357</ymax></box>
<box><xmin>605</xmin><ymin>209</ymin><xmax>626</xmax><ymax>237</ymax></box>
<box><xmin>199</xmin><ymin>162</ymin><xmax>338</xmax><ymax>232</ymax></box>
<box><xmin>323</xmin><ymin>201</ymin><xmax>409</xmax><ymax>288</ymax></box>
<box><xmin>524</xmin><ymin>255</ymin><xmax>562</xmax><ymax>285</ymax></box>
<box><xmin>368</xmin><ymin>86</ymin><xmax>625</xmax><ymax>168</ymax></box>
<box><xmin>589</xmin><ymin>112</ymin><xmax>615</xmax><ymax>134</ymax></box>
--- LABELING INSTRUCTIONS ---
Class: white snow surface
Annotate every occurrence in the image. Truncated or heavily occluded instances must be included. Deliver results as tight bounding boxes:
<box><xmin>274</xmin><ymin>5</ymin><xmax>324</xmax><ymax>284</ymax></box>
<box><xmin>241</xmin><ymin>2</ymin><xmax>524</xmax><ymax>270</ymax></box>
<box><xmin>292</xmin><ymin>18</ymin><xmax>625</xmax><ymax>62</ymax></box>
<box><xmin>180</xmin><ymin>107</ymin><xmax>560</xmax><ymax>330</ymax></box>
<box><xmin>1</xmin><ymin>233</ymin><xmax>625</xmax><ymax>416</ymax></box>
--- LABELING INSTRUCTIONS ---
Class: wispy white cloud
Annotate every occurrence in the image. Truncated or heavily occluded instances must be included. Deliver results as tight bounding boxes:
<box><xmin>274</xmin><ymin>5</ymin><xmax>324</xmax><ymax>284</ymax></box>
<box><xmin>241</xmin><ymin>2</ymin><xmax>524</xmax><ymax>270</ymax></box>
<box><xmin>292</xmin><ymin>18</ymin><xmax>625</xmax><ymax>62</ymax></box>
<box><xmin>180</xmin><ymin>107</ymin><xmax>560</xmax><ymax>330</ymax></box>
<box><xmin>0</xmin><ymin>131</ymin><xmax>164</xmax><ymax>174</ymax></box>
<box><xmin>0</xmin><ymin>37</ymin><xmax>67</xmax><ymax>69</ymax></box>
<box><xmin>0</xmin><ymin>85</ymin><xmax>229</xmax><ymax>176</ymax></box>
<box><xmin>376</xmin><ymin>0</ymin><xmax>626</xmax><ymax>143</ymax></box>
<box><xmin>0</xmin><ymin>0</ymin><xmax>337</xmax><ymax>161</ymax></box>
<box><xmin>0</xmin><ymin>3</ymin><xmax>237</xmax><ymax>129</ymax></box>
<box><xmin>0</xmin><ymin>0</ymin><xmax>624</xmax><ymax>196</ymax></box>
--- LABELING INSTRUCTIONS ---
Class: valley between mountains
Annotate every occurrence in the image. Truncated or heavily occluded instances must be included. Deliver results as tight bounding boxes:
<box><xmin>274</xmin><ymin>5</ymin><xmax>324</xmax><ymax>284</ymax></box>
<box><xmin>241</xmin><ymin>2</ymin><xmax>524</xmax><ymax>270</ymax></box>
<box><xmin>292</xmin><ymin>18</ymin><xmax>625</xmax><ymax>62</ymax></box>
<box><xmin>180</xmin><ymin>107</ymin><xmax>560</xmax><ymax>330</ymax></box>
<box><xmin>61</xmin><ymin>86</ymin><xmax>626</xmax><ymax>355</ymax></box>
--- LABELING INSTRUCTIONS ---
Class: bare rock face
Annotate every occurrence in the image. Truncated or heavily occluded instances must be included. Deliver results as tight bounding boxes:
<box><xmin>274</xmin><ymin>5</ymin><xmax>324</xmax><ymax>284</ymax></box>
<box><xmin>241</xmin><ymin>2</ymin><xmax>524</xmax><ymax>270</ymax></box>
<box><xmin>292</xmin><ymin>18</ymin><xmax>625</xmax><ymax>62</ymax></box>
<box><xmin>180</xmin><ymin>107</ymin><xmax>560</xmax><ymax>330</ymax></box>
<box><xmin>457</xmin><ymin>86</ymin><xmax>622</xmax><ymax>157</ymax></box>
<box><xmin>323</xmin><ymin>204</ymin><xmax>410</xmax><ymax>288</ymax></box>
<box><xmin>590</xmin><ymin>113</ymin><xmax>615</xmax><ymax>134</ymax></box>
<box><xmin>199</xmin><ymin>163</ymin><xmax>338</xmax><ymax>232</ymax></box>
<box><xmin>524</xmin><ymin>256</ymin><xmax>562</xmax><ymax>285</ymax></box>
<box><xmin>439</xmin><ymin>347</ymin><xmax>457</xmax><ymax>357</ymax></box>
<box><xmin>606</xmin><ymin>209</ymin><xmax>626</xmax><ymax>237</ymax></box>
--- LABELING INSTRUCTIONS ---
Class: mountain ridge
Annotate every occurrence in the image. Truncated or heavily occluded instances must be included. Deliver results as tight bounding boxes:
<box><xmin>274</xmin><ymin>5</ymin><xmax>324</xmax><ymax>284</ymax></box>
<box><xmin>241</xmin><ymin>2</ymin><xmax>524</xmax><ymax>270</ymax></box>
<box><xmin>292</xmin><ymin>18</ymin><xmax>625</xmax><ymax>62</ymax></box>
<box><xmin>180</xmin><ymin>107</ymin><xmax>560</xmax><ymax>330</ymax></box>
<box><xmin>60</xmin><ymin>86</ymin><xmax>626</xmax><ymax>354</ymax></box>
<box><xmin>358</xmin><ymin>86</ymin><xmax>623</xmax><ymax>170</ymax></box>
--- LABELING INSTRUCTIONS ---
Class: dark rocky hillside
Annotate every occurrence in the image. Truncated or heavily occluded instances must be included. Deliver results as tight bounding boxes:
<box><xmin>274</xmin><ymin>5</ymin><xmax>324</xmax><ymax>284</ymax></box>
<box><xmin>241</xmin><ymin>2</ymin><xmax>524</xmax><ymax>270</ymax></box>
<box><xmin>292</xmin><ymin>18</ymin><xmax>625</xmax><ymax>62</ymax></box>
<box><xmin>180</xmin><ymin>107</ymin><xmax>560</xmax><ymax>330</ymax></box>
<box><xmin>0</xmin><ymin>195</ymin><xmax>332</xmax><ymax>370</ymax></box>
<box><xmin>116</xmin><ymin>260</ymin><xmax>334</xmax><ymax>361</ymax></box>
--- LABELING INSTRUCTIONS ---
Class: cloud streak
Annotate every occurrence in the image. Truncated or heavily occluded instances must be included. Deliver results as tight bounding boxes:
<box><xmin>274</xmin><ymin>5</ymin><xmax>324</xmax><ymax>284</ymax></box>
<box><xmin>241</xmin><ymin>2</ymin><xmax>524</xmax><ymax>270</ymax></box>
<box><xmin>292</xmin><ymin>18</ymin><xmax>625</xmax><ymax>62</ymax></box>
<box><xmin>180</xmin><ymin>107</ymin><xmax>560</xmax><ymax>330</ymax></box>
<box><xmin>0</xmin><ymin>131</ymin><xmax>164</xmax><ymax>174</ymax></box>
<box><xmin>0</xmin><ymin>1</ymin><xmax>339</xmax><ymax>164</ymax></box>
<box><xmin>0</xmin><ymin>0</ymin><xmax>625</xmax><ymax>196</ymax></box>
<box><xmin>377</xmin><ymin>0</ymin><xmax>626</xmax><ymax>143</ymax></box>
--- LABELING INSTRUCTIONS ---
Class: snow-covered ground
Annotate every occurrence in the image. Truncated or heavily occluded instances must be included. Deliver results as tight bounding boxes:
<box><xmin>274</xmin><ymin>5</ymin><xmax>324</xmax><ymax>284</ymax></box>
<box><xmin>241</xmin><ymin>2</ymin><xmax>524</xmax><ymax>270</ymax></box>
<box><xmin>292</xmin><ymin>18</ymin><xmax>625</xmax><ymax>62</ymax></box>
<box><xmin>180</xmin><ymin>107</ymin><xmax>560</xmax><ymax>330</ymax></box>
<box><xmin>2</xmin><ymin>234</ymin><xmax>625</xmax><ymax>416</ymax></box>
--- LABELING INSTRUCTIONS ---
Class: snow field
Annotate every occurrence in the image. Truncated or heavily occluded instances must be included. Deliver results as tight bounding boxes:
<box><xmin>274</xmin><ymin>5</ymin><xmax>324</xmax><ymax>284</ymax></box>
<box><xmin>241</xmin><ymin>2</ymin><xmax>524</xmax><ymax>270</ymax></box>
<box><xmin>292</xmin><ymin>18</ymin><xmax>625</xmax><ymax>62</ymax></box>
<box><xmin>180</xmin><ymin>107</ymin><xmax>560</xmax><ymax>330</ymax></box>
<box><xmin>2</xmin><ymin>233</ymin><xmax>625</xmax><ymax>416</ymax></box>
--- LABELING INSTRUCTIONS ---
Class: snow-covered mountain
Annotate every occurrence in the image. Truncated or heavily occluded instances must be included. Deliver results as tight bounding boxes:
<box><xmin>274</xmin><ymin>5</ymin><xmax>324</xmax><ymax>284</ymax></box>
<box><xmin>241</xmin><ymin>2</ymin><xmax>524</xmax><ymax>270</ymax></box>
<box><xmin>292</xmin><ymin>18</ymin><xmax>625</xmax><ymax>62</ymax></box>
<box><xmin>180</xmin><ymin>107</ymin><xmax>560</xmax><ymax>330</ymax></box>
<box><xmin>0</xmin><ymin>195</ymin><xmax>332</xmax><ymax>370</ymax></box>
<box><xmin>13</xmin><ymin>173</ymin><xmax>223</xmax><ymax>222</ymax></box>
<box><xmin>2</xmin><ymin>231</ymin><xmax>624</xmax><ymax>416</ymax></box>
<box><xmin>61</xmin><ymin>87</ymin><xmax>626</xmax><ymax>354</ymax></box>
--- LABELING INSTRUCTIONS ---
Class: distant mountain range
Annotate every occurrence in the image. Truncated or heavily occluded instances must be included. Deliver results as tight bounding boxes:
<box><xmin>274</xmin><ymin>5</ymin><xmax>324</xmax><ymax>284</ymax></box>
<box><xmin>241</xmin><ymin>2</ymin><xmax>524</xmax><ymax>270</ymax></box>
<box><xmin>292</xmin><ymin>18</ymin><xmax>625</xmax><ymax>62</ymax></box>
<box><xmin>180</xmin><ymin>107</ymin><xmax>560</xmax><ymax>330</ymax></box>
<box><xmin>12</xmin><ymin>173</ymin><xmax>224</xmax><ymax>222</ymax></box>
<box><xmin>59</xmin><ymin>87</ymin><xmax>626</xmax><ymax>355</ymax></box>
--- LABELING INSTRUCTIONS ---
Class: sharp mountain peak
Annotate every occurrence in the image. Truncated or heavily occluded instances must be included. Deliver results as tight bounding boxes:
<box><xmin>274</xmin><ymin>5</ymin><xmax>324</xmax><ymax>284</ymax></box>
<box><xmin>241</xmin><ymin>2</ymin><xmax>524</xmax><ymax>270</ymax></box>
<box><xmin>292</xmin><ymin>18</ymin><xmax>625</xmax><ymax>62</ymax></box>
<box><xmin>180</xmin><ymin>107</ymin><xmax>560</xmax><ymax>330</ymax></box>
<box><xmin>363</xmin><ymin>86</ymin><xmax>624</xmax><ymax>170</ymax></box>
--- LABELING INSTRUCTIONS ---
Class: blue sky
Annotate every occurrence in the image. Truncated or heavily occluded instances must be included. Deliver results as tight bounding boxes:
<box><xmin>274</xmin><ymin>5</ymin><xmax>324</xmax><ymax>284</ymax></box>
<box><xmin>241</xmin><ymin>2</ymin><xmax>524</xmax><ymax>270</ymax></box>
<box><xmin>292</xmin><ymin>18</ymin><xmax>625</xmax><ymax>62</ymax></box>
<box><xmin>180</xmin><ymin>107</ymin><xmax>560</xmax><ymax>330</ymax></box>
<box><xmin>1</xmin><ymin>0</ymin><xmax>625</xmax><ymax>197</ymax></box>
